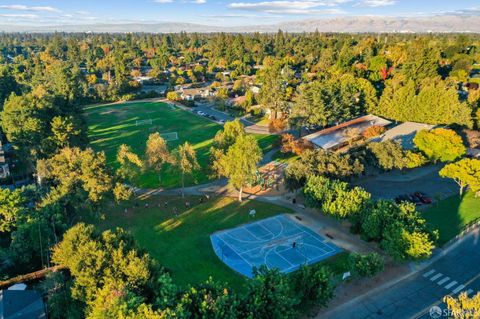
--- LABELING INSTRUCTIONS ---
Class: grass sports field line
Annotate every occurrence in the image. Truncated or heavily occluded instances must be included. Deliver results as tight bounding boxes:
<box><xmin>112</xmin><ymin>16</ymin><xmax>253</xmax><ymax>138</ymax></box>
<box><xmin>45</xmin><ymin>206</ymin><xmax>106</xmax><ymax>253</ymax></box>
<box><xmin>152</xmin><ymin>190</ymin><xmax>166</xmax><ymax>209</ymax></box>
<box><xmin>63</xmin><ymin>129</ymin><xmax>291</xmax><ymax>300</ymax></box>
<box><xmin>85</xmin><ymin>101</ymin><xmax>278</xmax><ymax>189</ymax></box>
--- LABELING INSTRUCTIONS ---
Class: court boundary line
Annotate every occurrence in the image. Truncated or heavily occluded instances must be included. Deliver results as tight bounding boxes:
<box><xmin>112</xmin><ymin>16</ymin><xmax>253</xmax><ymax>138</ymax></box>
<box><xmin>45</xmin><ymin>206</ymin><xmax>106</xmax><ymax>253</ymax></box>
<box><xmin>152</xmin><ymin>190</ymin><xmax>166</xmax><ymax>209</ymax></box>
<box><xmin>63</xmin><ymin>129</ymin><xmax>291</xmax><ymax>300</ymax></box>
<box><xmin>211</xmin><ymin>214</ymin><xmax>342</xmax><ymax>277</ymax></box>
<box><xmin>264</xmin><ymin>245</ymin><xmax>295</xmax><ymax>269</ymax></box>
<box><xmin>213</xmin><ymin>235</ymin><xmax>255</xmax><ymax>271</ymax></box>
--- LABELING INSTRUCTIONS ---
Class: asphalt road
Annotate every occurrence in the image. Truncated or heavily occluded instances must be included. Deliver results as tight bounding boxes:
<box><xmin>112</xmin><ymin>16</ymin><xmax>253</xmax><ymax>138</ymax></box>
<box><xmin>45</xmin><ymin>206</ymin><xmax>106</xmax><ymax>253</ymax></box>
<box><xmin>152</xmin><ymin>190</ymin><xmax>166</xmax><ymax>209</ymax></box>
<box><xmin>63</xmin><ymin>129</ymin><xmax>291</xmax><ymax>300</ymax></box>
<box><xmin>322</xmin><ymin>230</ymin><xmax>480</xmax><ymax>319</ymax></box>
<box><xmin>193</xmin><ymin>101</ymin><xmax>276</xmax><ymax>134</ymax></box>
<box><xmin>193</xmin><ymin>101</ymin><xmax>233</xmax><ymax>122</ymax></box>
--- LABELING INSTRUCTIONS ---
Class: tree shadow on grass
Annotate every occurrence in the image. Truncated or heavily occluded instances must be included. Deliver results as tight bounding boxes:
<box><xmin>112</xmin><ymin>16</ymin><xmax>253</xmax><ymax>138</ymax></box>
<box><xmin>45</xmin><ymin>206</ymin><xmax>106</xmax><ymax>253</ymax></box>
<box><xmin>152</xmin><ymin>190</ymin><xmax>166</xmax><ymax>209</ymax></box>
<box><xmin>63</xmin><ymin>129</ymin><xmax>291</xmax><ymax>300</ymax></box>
<box><xmin>422</xmin><ymin>192</ymin><xmax>468</xmax><ymax>246</ymax></box>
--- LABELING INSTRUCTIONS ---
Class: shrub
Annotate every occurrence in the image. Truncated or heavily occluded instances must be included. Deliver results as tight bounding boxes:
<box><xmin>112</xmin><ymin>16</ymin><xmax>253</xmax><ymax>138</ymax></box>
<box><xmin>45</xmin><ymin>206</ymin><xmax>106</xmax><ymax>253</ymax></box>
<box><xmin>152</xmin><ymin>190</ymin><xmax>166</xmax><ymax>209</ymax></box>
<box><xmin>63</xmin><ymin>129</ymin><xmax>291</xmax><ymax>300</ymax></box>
<box><xmin>362</xmin><ymin>125</ymin><xmax>387</xmax><ymax>138</ymax></box>
<box><xmin>281</xmin><ymin>134</ymin><xmax>313</xmax><ymax>155</ymax></box>
<box><xmin>166</xmin><ymin>91</ymin><xmax>180</xmax><ymax>101</ymax></box>
<box><xmin>348</xmin><ymin>253</ymin><xmax>384</xmax><ymax>278</ymax></box>
<box><xmin>403</xmin><ymin>150</ymin><xmax>428</xmax><ymax>168</ymax></box>
<box><xmin>120</xmin><ymin>93</ymin><xmax>136</xmax><ymax>101</ymax></box>
<box><xmin>367</xmin><ymin>140</ymin><xmax>405</xmax><ymax>170</ymax></box>
<box><xmin>269</xmin><ymin>118</ymin><xmax>286</xmax><ymax>133</ymax></box>
<box><xmin>290</xmin><ymin>265</ymin><xmax>334</xmax><ymax>307</ymax></box>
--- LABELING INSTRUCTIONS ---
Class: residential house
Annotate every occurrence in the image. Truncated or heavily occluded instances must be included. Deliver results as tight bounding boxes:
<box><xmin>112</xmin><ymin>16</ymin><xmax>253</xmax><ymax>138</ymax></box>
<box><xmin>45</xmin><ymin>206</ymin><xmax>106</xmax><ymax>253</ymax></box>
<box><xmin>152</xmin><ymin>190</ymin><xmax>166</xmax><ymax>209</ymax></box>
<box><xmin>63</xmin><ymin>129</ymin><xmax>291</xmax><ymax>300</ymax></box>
<box><xmin>371</xmin><ymin>122</ymin><xmax>436</xmax><ymax>150</ymax></box>
<box><xmin>0</xmin><ymin>289</ymin><xmax>46</xmax><ymax>319</ymax></box>
<box><xmin>227</xmin><ymin>96</ymin><xmax>246</xmax><ymax>108</ymax></box>
<box><xmin>179</xmin><ymin>87</ymin><xmax>213</xmax><ymax>101</ymax></box>
<box><xmin>250</xmin><ymin>86</ymin><xmax>261</xmax><ymax>94</ymax></box>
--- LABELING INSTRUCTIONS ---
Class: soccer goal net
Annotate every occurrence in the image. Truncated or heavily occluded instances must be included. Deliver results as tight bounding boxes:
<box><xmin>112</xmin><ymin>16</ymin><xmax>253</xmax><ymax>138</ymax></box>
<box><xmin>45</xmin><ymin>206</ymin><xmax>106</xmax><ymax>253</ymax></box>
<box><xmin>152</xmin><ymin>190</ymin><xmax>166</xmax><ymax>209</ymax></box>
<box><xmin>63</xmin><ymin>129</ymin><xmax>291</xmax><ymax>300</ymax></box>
<box><xmin>160</xmin><ymin>132</ymin><xmax>179</xmax><ymax>141</ymax></box>
<box><xmin>135</xmin><ymin>119</ymin><xmax>153</xmax><ymax>126</ymax></box>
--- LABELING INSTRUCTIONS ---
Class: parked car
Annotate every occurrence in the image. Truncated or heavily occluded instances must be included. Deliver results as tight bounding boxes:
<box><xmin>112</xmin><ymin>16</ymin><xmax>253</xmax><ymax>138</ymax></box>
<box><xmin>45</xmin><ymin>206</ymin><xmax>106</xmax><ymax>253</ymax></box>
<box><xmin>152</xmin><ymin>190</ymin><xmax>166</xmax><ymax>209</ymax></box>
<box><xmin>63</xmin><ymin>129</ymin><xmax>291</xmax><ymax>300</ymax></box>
<box><xmin>414</xmin><ymin>191</ymin><xmax>433</xmax><ymax>204</ymax></box>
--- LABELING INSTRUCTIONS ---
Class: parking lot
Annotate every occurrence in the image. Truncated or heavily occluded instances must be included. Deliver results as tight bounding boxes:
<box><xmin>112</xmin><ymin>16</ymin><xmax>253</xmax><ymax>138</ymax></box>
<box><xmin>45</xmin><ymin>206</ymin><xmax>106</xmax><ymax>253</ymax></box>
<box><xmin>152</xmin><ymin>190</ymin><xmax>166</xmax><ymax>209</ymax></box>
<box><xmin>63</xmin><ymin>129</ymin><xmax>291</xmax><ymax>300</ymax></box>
<box><xmin>353</xmin><ymin>164</ymin><xmax>458</xmax><ymax>203</ymax></box>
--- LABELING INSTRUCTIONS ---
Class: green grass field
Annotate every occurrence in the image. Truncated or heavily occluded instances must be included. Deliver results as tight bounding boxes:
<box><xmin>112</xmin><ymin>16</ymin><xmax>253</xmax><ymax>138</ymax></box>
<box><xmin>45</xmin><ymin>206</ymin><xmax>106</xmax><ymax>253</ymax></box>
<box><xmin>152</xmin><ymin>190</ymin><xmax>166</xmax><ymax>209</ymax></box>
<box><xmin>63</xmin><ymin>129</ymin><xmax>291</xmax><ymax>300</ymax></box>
<box><xmin>422</xmin><ymin>191</ymin><xmax>480</xmax><ymax>245</ymax></box>
<box><xmin>85</xmin><ymin>101</ymin><xmax>278</xmax><ymax>189</ymax></box>
<box><xmin>94</xmin><ymin>195</ymin><xmax>293</xmax><ymax>289</ymax></box>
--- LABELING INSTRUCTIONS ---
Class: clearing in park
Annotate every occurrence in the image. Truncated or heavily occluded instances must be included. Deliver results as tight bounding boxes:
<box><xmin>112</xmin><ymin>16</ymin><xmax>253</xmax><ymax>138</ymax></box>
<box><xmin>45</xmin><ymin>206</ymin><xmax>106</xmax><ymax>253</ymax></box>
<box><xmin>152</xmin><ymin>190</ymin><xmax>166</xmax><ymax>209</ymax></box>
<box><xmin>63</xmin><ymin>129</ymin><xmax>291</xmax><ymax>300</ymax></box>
<box><xmin>85</xmin><ymin>101</ymin><xmax>278</xmax><ymax>189</ymax></box>
<box><xmin>211</xmin><ymin>214</ymin><xmax>341</xmax><ymax>277</ymax></box>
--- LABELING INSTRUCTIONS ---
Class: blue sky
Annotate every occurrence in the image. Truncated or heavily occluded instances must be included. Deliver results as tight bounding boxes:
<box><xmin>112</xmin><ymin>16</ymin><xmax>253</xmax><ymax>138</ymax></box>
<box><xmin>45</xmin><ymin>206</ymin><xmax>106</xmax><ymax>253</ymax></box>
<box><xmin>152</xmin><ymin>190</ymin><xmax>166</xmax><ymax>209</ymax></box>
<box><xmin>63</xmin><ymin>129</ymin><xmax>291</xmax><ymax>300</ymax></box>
<box><xmin>0</xmin><ymin>0</ymin><xmax>478</xmax><ymax>26</ymax></box>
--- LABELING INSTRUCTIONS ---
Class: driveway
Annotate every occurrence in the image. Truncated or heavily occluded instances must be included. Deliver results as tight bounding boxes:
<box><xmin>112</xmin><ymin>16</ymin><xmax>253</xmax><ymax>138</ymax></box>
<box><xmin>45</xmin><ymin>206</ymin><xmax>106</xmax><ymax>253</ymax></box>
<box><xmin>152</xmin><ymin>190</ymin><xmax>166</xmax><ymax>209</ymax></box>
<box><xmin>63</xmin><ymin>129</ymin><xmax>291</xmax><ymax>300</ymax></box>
<box><xmin>321</xmin><ymin>229</ymin><xmax>480</xmax><ymax>319</ymax></box>
<box><xmin>353</xmin><ymin>164</ymin><xmax>458</xmax><ymax>201</ymax></box>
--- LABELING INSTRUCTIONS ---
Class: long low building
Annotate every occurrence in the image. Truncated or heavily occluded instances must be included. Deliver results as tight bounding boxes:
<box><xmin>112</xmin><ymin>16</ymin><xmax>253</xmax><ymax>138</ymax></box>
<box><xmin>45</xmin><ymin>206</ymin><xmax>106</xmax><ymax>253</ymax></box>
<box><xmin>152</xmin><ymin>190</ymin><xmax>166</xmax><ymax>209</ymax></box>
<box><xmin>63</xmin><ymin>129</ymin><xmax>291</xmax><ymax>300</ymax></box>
<box><xmin>303</xmin><ymin>114</ymin><xmax>392</xmax><ymax>151</ymax></box>
<box><xmin>371</xmin><ymin>121</ymin><xmax>435</xmax><ymax>150</ymax></box>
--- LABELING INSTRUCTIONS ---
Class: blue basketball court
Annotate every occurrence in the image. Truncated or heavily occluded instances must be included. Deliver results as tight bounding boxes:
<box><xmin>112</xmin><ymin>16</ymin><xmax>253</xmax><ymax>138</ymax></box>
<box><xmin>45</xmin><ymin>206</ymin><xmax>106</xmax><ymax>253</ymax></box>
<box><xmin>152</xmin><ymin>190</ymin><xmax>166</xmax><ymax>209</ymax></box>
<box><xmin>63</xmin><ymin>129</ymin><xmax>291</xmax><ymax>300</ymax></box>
<box><xmin>210</xmin><ymin>214</ymin><xmax>341</xmax><ymax>278</ymax></box>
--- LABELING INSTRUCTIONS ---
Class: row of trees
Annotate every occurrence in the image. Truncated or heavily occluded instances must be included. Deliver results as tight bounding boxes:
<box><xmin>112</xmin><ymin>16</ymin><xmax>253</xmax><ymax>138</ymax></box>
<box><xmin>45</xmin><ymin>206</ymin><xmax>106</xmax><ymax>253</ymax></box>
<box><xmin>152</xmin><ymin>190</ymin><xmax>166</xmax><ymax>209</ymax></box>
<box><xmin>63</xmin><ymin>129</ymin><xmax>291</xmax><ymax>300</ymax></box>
<box><xmin>117</xmin><ymin>133</ymin><xmax>199</xmax><ymax>197</ymax></box>
<box><xmin>45</xmin><ymin>222</ymin><xmax>337</xmax><ymax>318</ymax></box>
<box><xmin>303</xmin><ymin>175</ymin><xmax>437</xmax><ymax>261</ymax></box>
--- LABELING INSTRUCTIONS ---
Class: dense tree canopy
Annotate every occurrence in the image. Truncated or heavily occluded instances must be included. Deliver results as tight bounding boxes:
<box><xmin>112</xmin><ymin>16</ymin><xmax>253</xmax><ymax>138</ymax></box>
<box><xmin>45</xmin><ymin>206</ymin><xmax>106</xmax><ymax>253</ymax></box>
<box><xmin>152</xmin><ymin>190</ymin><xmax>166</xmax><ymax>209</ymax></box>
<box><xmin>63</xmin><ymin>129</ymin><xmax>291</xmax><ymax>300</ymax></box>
<box><xmin>285</xmin><ymin>149</ymin><xmax>364</xmax><ymax>191</ymax></box>
<box><xmin>0</xmin><ymin>31</ymin><xmax>479</xmax><ymax>319</ymax></box>
<box><xmin>304</xmin><ymin>175</ymin><xmax>371</xmax><ymax>218</ymax></box>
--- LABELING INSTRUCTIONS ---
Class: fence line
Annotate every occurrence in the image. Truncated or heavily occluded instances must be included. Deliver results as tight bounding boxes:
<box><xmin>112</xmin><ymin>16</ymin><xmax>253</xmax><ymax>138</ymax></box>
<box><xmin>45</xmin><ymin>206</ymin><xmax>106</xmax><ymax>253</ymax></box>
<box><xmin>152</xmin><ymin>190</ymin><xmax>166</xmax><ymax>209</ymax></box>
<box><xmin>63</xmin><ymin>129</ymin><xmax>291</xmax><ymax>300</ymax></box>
<box><xmin>443</xmin><ymin>217</ymin><xmax>480</xmax><ymax>249</ymax></box>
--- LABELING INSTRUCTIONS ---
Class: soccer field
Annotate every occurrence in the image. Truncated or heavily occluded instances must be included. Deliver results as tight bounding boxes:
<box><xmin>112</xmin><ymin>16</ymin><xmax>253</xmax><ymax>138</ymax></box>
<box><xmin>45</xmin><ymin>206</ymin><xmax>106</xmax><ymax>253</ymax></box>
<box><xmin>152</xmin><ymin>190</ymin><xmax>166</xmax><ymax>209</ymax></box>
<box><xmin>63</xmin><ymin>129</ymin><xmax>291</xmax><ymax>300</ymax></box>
<box><xmin>85</xmin><ymin>101</ymin><xmax>278</xmax><ymax>189</ymax></box>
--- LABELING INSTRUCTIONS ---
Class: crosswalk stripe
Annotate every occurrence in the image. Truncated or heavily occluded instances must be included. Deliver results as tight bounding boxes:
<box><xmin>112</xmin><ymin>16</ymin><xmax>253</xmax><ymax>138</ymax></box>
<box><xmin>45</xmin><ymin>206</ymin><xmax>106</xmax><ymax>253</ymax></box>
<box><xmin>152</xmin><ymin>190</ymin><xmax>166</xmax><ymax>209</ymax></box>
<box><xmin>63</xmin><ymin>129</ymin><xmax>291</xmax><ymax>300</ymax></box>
<box><xmin>423</xmin><ymin>269</ymin><xmax>436</xmax><ymax>278</ymax></box>
<box><xmin>437</xmin><ymin>277</ymin><xmax>450</xmax><ymax>285</ymax></box>
<box><xmin>452</xmin><ymin>285</ymin><xmax>465</xmax><ymax>294</ymax></box>
<box><xmin>445</xmin><ymin>281</ymin><xmax>458</xmax><ymax>289</ymax></box>
<box><xmin>430</xmin><ymin>273</ymin><xmax>443</xmax><ymax>281</ymax></box>
<box><xmin>466</xmin><ymin>289</ymin><xmax>474</xmax><ymax>296</ymax></box>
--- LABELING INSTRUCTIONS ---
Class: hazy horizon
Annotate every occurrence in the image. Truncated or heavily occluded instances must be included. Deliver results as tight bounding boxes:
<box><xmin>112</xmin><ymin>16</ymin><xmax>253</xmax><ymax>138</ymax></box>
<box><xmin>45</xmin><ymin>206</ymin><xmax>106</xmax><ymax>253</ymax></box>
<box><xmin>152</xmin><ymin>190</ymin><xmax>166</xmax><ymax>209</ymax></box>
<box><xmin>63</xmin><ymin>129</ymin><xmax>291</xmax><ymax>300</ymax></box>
<box><xmin>0</xmin><ymin>0</ymin><xmax>478</xmax><ymax>28</ymax></box>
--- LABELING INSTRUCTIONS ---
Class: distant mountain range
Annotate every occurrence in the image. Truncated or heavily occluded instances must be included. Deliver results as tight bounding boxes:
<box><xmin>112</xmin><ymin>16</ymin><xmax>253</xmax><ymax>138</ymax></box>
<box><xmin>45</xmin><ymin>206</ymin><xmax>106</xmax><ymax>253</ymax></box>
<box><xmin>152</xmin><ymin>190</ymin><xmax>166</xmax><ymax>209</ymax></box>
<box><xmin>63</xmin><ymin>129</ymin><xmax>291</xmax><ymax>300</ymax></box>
<box><xmin>1</xmin><ymin>15</ymin><xmax>479</xmax><ymax>33</ymax></box>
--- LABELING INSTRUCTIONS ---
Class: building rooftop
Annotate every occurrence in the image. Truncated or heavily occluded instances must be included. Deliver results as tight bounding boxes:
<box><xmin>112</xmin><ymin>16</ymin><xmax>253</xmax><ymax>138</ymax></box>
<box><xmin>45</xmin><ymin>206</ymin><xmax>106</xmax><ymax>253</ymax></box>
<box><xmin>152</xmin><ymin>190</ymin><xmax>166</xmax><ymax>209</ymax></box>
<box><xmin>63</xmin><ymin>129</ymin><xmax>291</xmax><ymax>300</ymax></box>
<box><xmin>303</xmin><ymin>114</ymin><xmax>391</xmax><ymax>150</ymax></box>
<box><xmin>0</xmin><ymin>290</ymin><xmax>46</xmax><ymax>319</ymax></box>
<box><xmin>372</xmin><ymin>121</ymin><xmax>435</xmax><ymax>150</ymax></box>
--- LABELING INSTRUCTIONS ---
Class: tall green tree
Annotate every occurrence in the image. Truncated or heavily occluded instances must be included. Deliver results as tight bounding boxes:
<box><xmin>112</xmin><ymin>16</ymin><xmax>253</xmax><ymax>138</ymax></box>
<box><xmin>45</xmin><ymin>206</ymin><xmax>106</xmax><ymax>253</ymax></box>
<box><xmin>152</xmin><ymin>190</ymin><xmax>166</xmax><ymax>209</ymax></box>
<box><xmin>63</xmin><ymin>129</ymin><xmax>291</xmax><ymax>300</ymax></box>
<box><xmin>215</xmin><ymin>135</ymin><xmax>262</xmax><ymax>201</ymax></box>
<box><xmin>145</xmin><ymin>133</ymin><xmax>172</xmax><ymax>183</ymax></box>
<box><xmin>173</xmin><ymin>142</ymin><xmax>199</xmax><ymax>198</ymax></box>
<box><xmin>414</xmin><ymin>128</ymin><xmax>466</xmax><ymax>163</ymax></box>
<box><xmin>440</xmin><ymin>158</ymin><xmax>480</xmax><ymax>196</ymax></box>
<box><xmin>117</xmin><ymin>144</ymin><xmax>143</xmax><ymax>184</ymax></box>
<box><xmin>257</xmin><ymin>59</ymin><xmax>289</xmax><ymax>119</ymax></box>
<box><xmin>0</xmin><ymin>187</ymin><xmax>28</xmax><ymax>233</ymax></box>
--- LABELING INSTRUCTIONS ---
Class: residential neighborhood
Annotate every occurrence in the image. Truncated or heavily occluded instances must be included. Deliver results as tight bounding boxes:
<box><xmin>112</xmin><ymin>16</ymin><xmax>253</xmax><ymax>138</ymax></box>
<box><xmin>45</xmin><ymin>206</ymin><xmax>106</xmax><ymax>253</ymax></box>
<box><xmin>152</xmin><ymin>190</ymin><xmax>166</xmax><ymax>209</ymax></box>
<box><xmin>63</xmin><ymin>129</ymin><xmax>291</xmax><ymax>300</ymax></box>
<box><xmin>0</xmin><ymin>1</ymin><xmax>480</xmax><ymax>319</ymax></box>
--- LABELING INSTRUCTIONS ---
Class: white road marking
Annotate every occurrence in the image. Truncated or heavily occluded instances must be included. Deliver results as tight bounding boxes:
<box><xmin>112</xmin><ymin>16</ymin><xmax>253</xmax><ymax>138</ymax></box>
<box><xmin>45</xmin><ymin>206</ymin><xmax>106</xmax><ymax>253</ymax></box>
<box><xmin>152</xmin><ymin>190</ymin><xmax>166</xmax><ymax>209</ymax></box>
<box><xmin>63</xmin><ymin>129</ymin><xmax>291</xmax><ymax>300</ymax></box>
<box><xmin>437</xmin><ymin>277</ymin><xmax>450</xmax><ymax>285</ymax></box>
<box><xmin>445</xmin><ymin>281</ymin><xmax>458</xmax><ymax>289</ymax></box>
<box><xmin>452</xmin><ymin>285</ymin><xmax>466</xmax><ymax>294</ymax></box>
<box><xmin>466</xmin><ymin>289</ymin><xmax>474</xmax><ymax>296</ymax></box>
<box><xmin>423</xmin><ymin>269</ymin><xmax>436</xmax><ymax>278</ymax></box>
<box><xmin>430</xmin><ymin>273</ymin><xmax>443</xmax><ymax>281</ymax></box>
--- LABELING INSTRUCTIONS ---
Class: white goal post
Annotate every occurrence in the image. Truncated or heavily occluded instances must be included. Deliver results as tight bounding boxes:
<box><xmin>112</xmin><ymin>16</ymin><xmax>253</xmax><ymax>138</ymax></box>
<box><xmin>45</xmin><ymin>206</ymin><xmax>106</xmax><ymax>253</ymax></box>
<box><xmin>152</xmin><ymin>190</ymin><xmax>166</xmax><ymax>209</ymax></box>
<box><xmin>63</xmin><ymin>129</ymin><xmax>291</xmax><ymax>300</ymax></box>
<box><xmin>160</xmin><ymin>132</ymin><xmax>179</xmax><ymax>141</ymax></box>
